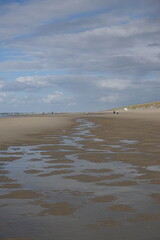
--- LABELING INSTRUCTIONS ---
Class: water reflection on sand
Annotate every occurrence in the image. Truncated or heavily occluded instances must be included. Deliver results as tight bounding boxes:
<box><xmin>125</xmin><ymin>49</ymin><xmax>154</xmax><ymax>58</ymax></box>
<box><xmin>0</xmin><ymin>118</ymin><xmax>160</xmax><ymax>240</ymax></box>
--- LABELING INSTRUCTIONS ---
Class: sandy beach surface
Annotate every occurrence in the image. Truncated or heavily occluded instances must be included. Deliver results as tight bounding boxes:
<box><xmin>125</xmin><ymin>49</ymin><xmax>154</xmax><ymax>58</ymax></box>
<box><xmin>0</xmin><ymin>113</ymin><xmax>81</xmax><ymax>148</ymax></box>
<box><xmin>0</xmin><ymin>110</ymin><xmax>160</xmax><ymax>240</ymax></box>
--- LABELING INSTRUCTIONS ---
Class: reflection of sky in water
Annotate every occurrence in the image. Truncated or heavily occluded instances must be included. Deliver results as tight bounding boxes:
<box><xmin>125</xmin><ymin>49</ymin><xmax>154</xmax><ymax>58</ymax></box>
<box><xmin>146</xmin><ymin>166</ymin><xmax>160</xmax><ymax>171</ymax></box>
<box><xmin>60</xmin><ymin>136</ymin><xmax>84</xmax><ymax>149</ymax></box>
<box><xmin>119</xmin><ymin>139</ymin><xmax>139</xmax><ymax>144</ymax></box>
<box><xmin>91</xmin><ymin>138</ymin><xmax>104</xmax><ymax>142</ymax></box>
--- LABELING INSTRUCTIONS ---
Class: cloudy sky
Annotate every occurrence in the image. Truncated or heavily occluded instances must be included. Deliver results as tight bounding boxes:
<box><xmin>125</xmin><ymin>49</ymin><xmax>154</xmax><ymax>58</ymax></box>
<box><xmin>0</xmin><ymin>0</ymin><xmax>160</xmax><ymax>113</ymax></box>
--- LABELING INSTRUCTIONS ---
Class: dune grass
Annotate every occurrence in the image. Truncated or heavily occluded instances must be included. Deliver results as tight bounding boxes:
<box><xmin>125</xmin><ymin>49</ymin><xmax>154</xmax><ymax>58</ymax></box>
<box><xmin>116</xmin><ymin>101</ymin><xmax>160</xmax><ymax>110</ymax></box>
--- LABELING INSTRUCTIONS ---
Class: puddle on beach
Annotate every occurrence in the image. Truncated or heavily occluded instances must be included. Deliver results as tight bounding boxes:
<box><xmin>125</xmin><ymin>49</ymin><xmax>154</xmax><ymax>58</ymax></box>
<box><xmin>0</xmin><ymin>118</ymin><xmax>160</xmax><ymax>240</ymax></box>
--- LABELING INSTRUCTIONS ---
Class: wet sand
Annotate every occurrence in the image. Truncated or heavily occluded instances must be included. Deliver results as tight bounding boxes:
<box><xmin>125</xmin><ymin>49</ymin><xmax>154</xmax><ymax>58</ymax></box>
<box><xmin>0</xmin><ymin>111</ymin><xmax>160</xmax><ymax>240</ymax></box>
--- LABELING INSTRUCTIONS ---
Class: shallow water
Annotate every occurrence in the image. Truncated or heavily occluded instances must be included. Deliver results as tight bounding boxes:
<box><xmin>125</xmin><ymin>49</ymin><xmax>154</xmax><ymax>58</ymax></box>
<box><xmin>0</xmin><ymin>118</ymin><xmax>160</xmax><ymax>240</ymax></box>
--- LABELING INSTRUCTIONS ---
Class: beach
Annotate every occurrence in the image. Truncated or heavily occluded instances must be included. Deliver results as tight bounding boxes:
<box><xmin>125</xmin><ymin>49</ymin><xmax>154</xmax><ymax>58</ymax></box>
<box><xmin>0</xmin><ymin>113</ymin><xmax>81</xmax><ymax>148</ymax></box>
<box><xmin>0</xmin><ymin>110</ymin><xmax>160</xmax><ymax>240</ymax></box>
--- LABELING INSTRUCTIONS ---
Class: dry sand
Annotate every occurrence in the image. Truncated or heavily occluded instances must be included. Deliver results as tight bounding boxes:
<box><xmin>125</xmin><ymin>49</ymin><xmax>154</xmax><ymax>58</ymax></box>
<box><xmin>99</xmin><ymin>108</ymin><xmax>160</xmax><ymax>122</ymax></box>
<box><xmin>0</xmin><ymin>113</ymin><xmax>81</xmax><ymax>148</ymax></box>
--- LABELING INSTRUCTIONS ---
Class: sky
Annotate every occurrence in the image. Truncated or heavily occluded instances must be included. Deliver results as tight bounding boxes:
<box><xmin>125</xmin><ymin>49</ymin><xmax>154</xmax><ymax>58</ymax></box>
<box><xmin>0</xmin><ymin>0</ymin><xmax>160</xmax><ymax>113</ymax></box>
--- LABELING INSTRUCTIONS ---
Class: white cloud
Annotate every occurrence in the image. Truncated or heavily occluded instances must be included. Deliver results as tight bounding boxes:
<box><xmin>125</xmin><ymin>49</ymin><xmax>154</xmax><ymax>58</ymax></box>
<box><xmin>0</xmin><ymin>0</ymin><xmax>112</xmax><ymax>41</ymax></box>
<box><xmin>1</xmin><ymin>15</ymin><xmax>159</xmax><ymax>75</ymax></box>
<box><xmin>0</xmin><ymin>92</ymin><xmax>17</xmax><ymax>104</ymax></box>
<box><xmin>16</xmin><ymin>75</ymin><xmax>54</xmax><ymax>88</ymax></box>
<box><xmin>0</xmin><ymin>92</ymin><xmax>7</xmax><ymax>103</ymax></box>
<box><xmin>96</xmin><ymin>79</ymin><xmax>132</xmax><ymax>90</ymax></box>
<box><xmin>99</xmin><ymin>94</ymin><xmax>120</xmax><ymax>103</ymax></box>
<box><xmin>0</xmin><ymin>80</ymin><xmax>5</xmax><ymax>89</ymax></box>
<box><xmin>42</xmin><ymin>91</ymin><xmax>73</xmax><ymax>104</ymax></box>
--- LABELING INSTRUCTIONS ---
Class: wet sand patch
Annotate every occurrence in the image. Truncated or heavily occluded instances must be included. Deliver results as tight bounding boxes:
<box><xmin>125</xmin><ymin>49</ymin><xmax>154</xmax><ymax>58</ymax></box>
<box><xmin>0</xmin><ymin>157</ymin><xmax>20</xmax><ymax>162</ymax></box>
<box><xmin>108</xmin><ymin>204</ymin><xmax>135</xmax><ymax>212</ymax></box>
<box><xmin>0</xmin><ymin>183</ymin><xmax>22</xmax><ymax>189</ymax></box>
<box><xmin>36</xmin><ymin>144</ymin><xmax>61</xmax><ymax>151</ymax></box>
<box><xmin>135</xmin><ymin>170</ymin><xmax>160</xmax><ymax>181</ymax></box>
<box><xmin>68</xmin><ymin>190</ymin><xmax>93</xmax><ymax>197</ymax></box>
<box><xmin>79</xmin><ymin>152</ymin><xmax>112</xmax><ymax>163</ymax></box>
<box><xmin>0</xmin><ymin>203</ymin><xmax>9</xmax><ymax>207</ymax></box>
<box><xmin>40</xmin><ymin>150</ymin><xmax>75</xmax><ymax>157</ymax></box>
<box><xmin>37</xmin><ymin>201</ymin><xmax>77</xmax><ymax>216</ymax></box>
<box><xmin>91</xmin><ymin>195</ymin><xmax>117</xmax><ymax>203</ymax></box>
<box><xmin>0</xmin><ymin>162</ymin><xmax>5</xmax><ymax>166</ymax></box>
<box><xmin>99</xmin><ymin>219</ymin><xmax>120</xmax><ymax>227</ymax></box>
<box><xmin>0</xmin><ymin>190</ymin><xmax>42</xmax><ymax>199</ymax></box>
<box><xmin>150</xmin><ymin>193</ymin><xmax>160</xmax><ymax>203</ymax></box>
<box><xmin>1</xmin><ymin>152</ymin><xmax>24</xmax><ymax>156</ymax></box>
<box><xmin>24</xmin><ymin>169</ymin><xmax>43</xmax><ymax>174</ymax></box>
<box><xmin>44</xmin><ymin>164</ymin><xmax>73</xmax><ymax>169</ymax></box>
<box><xmin>86</xmin><ymin>224</ymin><xmax>99</xmax><ymax>229</ymax></box>
<box><xmin>0</xmin><ymin>221</ymin><xmax>11</xmax><ymax>231</ymax></box>
<box><xmin>0</xmin><ymin>176</ymin><xmax>16</xmax><ymax>183</ymax></box>
<box><xmin>109</xmin><ymin>153</ymin><xmax>160</xmax><ymax>167</ymax></box>
<box><xmin>0</xmin><ymin>170</ymin><xmax>10</xmax><ymax>174</ymax></box>
<box><xmin>82</xmin><ymin>168</ymin><xmax>112</xmax><ymax>173</ymax></box>
<box><xmin>150</xmin><ymin>179</ymin><xmax>160</xmax><ymax>184</ymax></box>
<box><xmin>97</xmin><ymin>180</ymin><xmax>138</xmax><ymax>186</ymax></box>
<box><xmin>87</xmin><ymin>220</ymin><xmax>119</xmax><ymax>229</ymax></box>
<box><xmin>40</xmin><ymin>151</ymin><xmax>61</xmax><ymax>156</ymax></box>
<box><xmin>0</xmin><ymin>145</ymin><xmax>9</xmax><ymax>150</ymax></box>
<box><xmin>38</xmin><ymin>169</ymin><xmax>74</xmax><ymax>177</ymax></box>
<box><xmin>46</xmin><ymin>159</ymin><xmax>74</xmax><ymax>164</ymax></box>
<box><xmin>0</xmin><ymin>238</ymin><xmax>32</xmax><ymax>240</ymax></box>
<box><xmin>64</xmin><ymin>174</ymin><xmax>123</xmax><ymax>182</ymax></box>
<box><xmin>128</xmin><ymin>213</ymin><xmax>160</xmax><ymax>222</ymax></box>
<box><xmin>29</xmin><ymin>158</ymin><xmax>42</xmax><ymax>162</ymax></box>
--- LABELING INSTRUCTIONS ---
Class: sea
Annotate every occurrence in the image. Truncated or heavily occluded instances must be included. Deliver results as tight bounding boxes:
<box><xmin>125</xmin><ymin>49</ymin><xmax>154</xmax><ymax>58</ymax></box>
<box><xmin>0</xmin><ymin>112</ymin><xmax>36</xmax><ymax>118</ymax></box>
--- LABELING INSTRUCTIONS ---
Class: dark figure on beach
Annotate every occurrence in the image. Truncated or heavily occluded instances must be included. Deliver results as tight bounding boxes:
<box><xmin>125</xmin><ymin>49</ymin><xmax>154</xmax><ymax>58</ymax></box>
<box><xmin>113</xmin><ymin>110</ymin><xmax>115</xmax><ymax>114</ymax></box>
